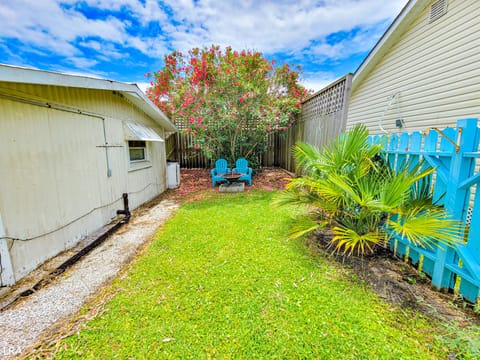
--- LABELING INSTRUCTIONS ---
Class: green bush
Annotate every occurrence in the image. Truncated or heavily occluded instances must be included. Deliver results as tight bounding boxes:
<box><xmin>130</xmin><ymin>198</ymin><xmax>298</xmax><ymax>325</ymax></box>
<box><xmin>274</xmin><ymin>125</ymin><xmax>460</xmax><ymax>255</ymax></box>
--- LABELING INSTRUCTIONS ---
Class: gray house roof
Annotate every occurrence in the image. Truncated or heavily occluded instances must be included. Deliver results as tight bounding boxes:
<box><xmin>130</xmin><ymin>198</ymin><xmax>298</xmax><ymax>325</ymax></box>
<box><xmin>0</xmin><ymin>64</ymin><xmax>177</xmax><ymax>132</ymax></box>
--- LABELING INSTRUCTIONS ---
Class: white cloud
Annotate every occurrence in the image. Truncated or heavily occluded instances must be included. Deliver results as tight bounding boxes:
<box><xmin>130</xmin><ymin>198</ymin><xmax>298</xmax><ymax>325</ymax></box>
<box><xmin>301</xmin><ymin>72</ymin><xmax>339</xmax><ymax>93</ymax></box>
<box><xmin>0</xmin><ymin>1</ymin><xmax>124</xmax><ymax>66</ymax></box>
<box><xmin>160</xmin><ymin>0</ymin><xmax>408</xmax><ymax>55</ymax></box>
<box><xmin>0</xmin><ymin>0</ymin><xmax>168</xmax><ymax>69</ymax></box>
<box><xmin>0</xmin><ymin>0</ymin><xmax>408</xmax><ymax>77</ymax></box>
<box><xmin>69</xmin><ymin>57</ymin><xmax>99</xmax><ymax>69</ymax></box>
<box><xmin>60</xmin><ymin>0</ymin><xmax>168</xmax><ymax>23</ymax></box>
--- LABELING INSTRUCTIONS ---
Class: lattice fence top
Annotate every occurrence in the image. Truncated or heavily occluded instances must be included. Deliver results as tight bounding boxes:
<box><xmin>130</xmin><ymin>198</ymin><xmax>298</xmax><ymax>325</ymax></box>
<box><xmin>302</xmin><ymin>77</ymin><xmax>347</xmax><ymax>120</ymax></box>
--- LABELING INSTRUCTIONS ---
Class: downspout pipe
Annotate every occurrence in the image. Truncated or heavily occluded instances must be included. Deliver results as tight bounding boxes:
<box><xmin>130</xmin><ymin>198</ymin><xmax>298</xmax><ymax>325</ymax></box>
<box><xmin>116</xmin><ymin>193</ymin><xmax>131</xmax><ymax>222</ymax></box>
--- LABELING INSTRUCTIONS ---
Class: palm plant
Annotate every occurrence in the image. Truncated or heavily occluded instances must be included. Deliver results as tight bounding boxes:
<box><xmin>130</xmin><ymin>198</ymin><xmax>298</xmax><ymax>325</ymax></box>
<box><xmin>273</xmin><ymin>125</ymin><xmax>460</xmax><ymax>256</ymax></box>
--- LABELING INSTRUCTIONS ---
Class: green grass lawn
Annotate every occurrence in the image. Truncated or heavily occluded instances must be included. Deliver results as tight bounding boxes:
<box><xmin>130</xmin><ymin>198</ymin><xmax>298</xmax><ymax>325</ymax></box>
<box><xmin>52</xmin><ymin>191</ymin><xmax>452</xmax><ymax>359</ymax></box>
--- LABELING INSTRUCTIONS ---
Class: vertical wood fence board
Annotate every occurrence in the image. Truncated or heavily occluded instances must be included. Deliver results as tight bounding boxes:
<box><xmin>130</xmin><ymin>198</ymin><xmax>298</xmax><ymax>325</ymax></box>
<box><xmin>441</xmin><ymin>127</ymin><xmax>457</xmax><ymax>153</ymax></box>
<box><xmin>459</xmin><ymin>279</ymin><xmax>480</xmax><ymax>303</ymax></box>
<box><xmin>424</xmin><ymin>130</ymin><xmax>438</xmax><ymax>152</ymax></box>
<box><xmin>420</xmin><ymin>254</ymin><xmax>436</xmax><ymax>278</ymax></box>
<box><xmin>410</xmin><ymin>132</ymin><xmax>422</xmax><ymax>152</ymax></box>
<box><xmin>388</xmin><ymin>134</ymin><xmax>398</xmax><ymax>169</ymax></box>
<box><xmin>401</xmin><ymin>131</ymin><xmax>418</xmax><ymax>267</ymax></box>
<box><xmin>397</xmin><ymin>133</ymin><xmax>410</xmax><ymax>170</ymax></box>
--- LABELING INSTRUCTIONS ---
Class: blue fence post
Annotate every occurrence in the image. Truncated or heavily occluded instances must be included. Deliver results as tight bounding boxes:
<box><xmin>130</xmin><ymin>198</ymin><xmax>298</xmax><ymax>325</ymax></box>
<box><xmin>431</xmin><ymin>118</ymin><xmax>478</xmax><ymax>289</ymax></box>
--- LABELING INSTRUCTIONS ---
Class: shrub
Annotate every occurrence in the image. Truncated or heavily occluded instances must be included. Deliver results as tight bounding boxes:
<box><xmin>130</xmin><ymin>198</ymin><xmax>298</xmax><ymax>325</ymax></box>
<box><xmin>147</xmin><ymin>45</ymin><xmax>309</xmax><ymax>168</ymax></box>
<box><xmin>273</xmin><ymin>125</ymin><xmax>460</xmax><ymax>255</ymax></box>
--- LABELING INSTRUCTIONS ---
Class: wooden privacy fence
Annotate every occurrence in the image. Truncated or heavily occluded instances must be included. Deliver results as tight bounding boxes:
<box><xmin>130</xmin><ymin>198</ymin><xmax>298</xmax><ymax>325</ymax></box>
<box><xmin>371</xmin><ymin>118</ymin><xmax>480</xmax><ymax>303</ymax></box>
<box><xmin>301</xmin><ymin>74</ymin><xmax>352</xmax><ymax>152</ymax></box>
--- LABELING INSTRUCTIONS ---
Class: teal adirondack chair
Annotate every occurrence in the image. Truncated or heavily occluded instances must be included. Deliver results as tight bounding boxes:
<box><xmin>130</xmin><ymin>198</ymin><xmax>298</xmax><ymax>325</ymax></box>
<box><xmin>233</xmin><ymin>158</ymin><xmax>252</xmax><ymax>185</ymax></box>
<box><xmin>211</xmin><ymin>158</ymin><xmax>230</xmax><ymax>187</ymax></box>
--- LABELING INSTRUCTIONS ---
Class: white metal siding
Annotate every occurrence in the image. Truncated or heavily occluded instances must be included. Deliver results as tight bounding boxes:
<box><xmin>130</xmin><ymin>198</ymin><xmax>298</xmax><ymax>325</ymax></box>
<box><xmin>347</xmin><ymin>0</ymin><xmax>480</xmax><ymax>134</ymax></box>
<box><xmin>0</xmin><ymin>83</ymin><xmax>168</xmax><ymax>281</ymax></box>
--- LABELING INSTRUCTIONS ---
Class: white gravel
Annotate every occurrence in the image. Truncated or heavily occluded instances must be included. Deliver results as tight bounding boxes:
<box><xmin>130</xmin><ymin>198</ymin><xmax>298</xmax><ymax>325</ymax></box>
<box><xmin>0</xmin><ymin>198</ymin><xmax>179</xmax><ymax>359</ymax></box>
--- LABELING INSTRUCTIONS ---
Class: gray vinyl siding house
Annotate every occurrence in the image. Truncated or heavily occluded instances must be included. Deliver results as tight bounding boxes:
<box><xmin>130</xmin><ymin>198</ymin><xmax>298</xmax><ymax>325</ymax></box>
<box><xmin>346</xmin><ymin>0</ymin><xmax>480</xmax><ymax>134</ymax></box>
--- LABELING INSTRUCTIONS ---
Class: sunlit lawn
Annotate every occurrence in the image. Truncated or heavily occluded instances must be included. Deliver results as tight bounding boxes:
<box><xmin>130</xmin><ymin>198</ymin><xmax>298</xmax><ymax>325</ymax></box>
<box><xmin>52</xmin><ymin>191</ymin><xmax>451</xmax><ymax>359</ymax></box>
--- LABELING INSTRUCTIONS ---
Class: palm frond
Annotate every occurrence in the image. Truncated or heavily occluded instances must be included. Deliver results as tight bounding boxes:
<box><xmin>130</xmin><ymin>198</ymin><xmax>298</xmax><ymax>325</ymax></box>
<box><xmin>326</xmin><ymin>173</ymin><xmax>363</xmax><ymax>204</ymax></box>
<box><xmin>379</xmin><ymin>172</ymin><xmax>413</xmax><ymax>207</ymax></box>
<box><xmin>272</xmin><ymin>188</ymin><xmax>319</xmax><ymax>208</ymax></box>
<box><xmin>288</xmin><ymin>217</ymin><xmax>328</xmax><ymax>239</ymax></box>
<box><xmin>293</xmin><ymin>142</ymin><xmax>324</xmax><ymax>175</ymax></box>
<box><xmin>331</xmin><ymin>226</ymin><xmax>385</xmax><ymax>256</ymax></box>
<box><xmin>388</xmin><ymin>208</ymin><xmax>462</xmax><ymax>249</ymax></box>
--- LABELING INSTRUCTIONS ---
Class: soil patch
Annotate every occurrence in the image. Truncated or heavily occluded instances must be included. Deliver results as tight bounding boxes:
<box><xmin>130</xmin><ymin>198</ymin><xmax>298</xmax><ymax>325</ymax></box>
<box><xmin>309</xmin><ymin>231</ymin><xmax>480</xmax><ymax>325</ymax></box>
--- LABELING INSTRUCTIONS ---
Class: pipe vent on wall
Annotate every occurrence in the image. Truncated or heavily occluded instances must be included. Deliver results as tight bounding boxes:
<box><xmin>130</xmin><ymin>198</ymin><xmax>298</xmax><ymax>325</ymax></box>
<box><xmin>429</xmin><ymin>0</ymin><xmax>448</xmax><ymax>23</ymax></box>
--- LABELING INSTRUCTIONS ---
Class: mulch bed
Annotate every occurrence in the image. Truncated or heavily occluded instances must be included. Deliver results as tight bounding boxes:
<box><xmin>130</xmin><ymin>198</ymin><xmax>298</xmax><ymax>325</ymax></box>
<box><xmin>309</xmin><ymin>232</ymin><xmax>480</xmax><ymax>325</ymax></box>
<box><xmin>166</xmin><ymin>167</ymin><xmax>293</xmax><ymax>201</ymax></box>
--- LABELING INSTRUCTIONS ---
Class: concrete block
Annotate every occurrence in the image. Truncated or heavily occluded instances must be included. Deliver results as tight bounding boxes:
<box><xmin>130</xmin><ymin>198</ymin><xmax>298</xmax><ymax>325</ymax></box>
<box><xmin>219</xmin><ymin>182</ymin><xmax>245</xmax><ymax>193</ymax></box>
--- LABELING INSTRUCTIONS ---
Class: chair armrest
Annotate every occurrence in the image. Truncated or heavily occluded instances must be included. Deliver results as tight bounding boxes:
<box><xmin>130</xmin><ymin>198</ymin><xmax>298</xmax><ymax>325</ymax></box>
<box><xmin>247</xmin><ymin>167</ymin><xmax>252</xmax><ymax>175</ymax></box>
<box><xmin>211</xmin><ymin>169</ymin><xmax>216</xmax><ymax>176</ymax></box>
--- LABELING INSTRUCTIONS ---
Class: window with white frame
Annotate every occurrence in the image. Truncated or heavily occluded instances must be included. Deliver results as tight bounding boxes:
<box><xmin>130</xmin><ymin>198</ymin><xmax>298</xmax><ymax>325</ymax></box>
<box><xmin>128</xmin><ymin>140</ymin><xmax>147</xmax><ymax>162</ymax></box>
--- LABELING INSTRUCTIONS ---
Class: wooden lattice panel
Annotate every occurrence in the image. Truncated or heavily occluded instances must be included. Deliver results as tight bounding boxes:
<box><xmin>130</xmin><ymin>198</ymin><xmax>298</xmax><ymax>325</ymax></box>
<box><xmin>302</xmin><ymin>78</ymin><xmax>346</xmax><ymax>121</ymax></box>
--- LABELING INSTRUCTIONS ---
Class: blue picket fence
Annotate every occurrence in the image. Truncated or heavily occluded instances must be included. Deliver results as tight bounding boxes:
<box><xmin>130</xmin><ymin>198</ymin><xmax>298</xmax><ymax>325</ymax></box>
<box><xmin>370</xmin><ymin>118</ymin><xmax>480</xmax><ymax>304</ymax></box>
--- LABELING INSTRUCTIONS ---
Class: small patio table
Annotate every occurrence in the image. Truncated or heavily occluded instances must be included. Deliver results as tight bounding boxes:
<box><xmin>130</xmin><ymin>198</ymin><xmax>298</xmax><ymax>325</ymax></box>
<box><xmin>222</xmin><ymin>171</ymin><xmax>244</xmax><ymax>184</ymax></box>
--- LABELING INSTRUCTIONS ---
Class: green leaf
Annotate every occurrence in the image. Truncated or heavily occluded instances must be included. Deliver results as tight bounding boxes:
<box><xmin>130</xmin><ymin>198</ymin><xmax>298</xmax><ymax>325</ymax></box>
<box><xmin>331</xmin><ymin>226</ymin><xmax>385</xmax><ymax>256</ymax></box>
<box><xmin>388</xmin><ymin>208</ymin><xmax>462</xmax><ymax>249</ymax></box>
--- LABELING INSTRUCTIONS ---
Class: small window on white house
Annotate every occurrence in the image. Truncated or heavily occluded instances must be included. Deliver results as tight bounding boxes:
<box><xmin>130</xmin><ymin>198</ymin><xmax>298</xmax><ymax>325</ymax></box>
<box><xmin>429</xmin><ymin>0</ymin><xmax>448</xmax><ymax>23</ymax></box>
<box><xmin>128</xmin><ymin>140</ymin><xmax>147</xmax><ymax>162</ymax></box>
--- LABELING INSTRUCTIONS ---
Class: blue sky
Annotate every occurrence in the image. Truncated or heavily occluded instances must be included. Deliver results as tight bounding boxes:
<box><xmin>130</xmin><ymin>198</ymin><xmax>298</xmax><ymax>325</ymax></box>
<box><xmin>0</xmin><ymin>0</ymin><xmax>408</xmax><ymax>93</ymax></box>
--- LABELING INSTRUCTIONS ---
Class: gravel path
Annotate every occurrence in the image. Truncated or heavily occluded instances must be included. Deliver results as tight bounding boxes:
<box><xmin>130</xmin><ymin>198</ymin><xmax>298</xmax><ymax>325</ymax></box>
<box><xmin>0</xmin><ymin>198</ymin><xmax>179</xmax><ymax>359</ymax></box>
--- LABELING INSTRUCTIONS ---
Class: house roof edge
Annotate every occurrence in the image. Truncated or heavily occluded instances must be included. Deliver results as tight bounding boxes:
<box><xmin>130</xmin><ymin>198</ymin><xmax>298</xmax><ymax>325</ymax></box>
<box><xmin>0</xmin><ymin>64</ymin><xmax>177</xmax><ymax>132</ymax></box>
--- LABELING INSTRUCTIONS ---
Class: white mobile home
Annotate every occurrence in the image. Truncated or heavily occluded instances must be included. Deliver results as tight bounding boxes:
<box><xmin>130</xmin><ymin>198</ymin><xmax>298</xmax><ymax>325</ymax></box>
<box><xmin>346</xmin><ymin>0</ymin><xmax>480</xmax><ymax>133</ymax></box>
<box><xmin>0</xmin><ymin>65</ymin><xmax>176</xmax><ymax>286</ymax></box>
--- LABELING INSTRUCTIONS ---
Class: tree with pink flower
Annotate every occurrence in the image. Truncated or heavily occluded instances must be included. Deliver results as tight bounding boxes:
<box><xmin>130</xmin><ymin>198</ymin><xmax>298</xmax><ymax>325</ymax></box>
<box><xmin>147</xmin><ymin>45</ymin><xmax>310</xmax><ymax>168</ymax></box>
